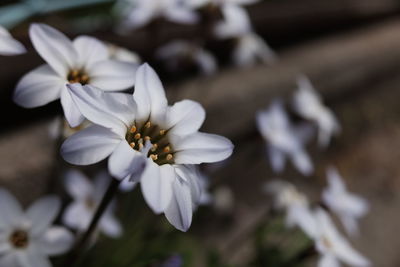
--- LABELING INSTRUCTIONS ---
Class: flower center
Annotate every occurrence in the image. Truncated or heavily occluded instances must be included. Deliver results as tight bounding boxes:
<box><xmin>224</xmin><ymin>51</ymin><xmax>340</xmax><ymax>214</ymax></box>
<box><xmin>85</xmin><ymin>197</ymin><xmax>96</xmax><ymax>210</ymax></box>
<box><xmin>126</xmin><ymin>121</ymin><xmax>174</xmax><ymax>165</ymax></box>
<box><xmin>67</xmin><ymin>69</ymin><xmax>90</xmax><ymax>85</ymax></box>
<box><xmin>9</xmin><ymin>230</ymin><xmax>29</xmax><ymax>249</ymax></box>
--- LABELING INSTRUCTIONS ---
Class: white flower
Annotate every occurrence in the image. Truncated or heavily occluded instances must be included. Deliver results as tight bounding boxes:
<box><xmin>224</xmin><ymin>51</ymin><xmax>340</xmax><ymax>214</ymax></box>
<box><xmin>63</xmin><ymin>170</ymin><xmax>123</xmax><ymax>238</ymax></box>
<box><xmin>293</xmin><ymin>76</ymin><xmax>341</xmax><ymax>147</ymax></box>
<box><xmin>265</xmin><ymin>180</ymin><xmax>316</xmax><ymax>236</ymax></box>
<box><xmin>312</xmin><ymin>208</ymin><xmax>371</xmax><ymax>267</ymax></box>
<box><xmin>0</xmin><ymin>25</ymin><xmax>26</xmax><ymax>56</ymax></box>
<box><xmin>61</xmin><ymin>63</ymin><xmax>234</xmax><ymax>231</ymax></box>
<box><xmin>13</xmin><ymin>23</ymin><xmax>137</xmax><ymax>127</ymax></box>
<box><xmin>256</xmin><ymin>100</ymin><xmax>313</xmax><ymax>176</ymax></box>
<box><xmin>156</xmin><ymin>40</ymin><xmax>217</xmax><ymax>76</ymax></box>
<box><xmin>214</xmin><ymin>4</ymin><xmax>276</xmax><ymax>67</ymax></box>
<box><xmin>120</xmin><ymin>0</ymin><xmax>199</xmax><ymax>31</ymax></box>
<box><xmin>0</xmin><ymin>189</ymin><xmax>73</xmax><ymax>267</ymax></box>
<box><xmin>322</xmin><ymin>167</ymin><xmax>369</xmax><ymax>236</ymax></box>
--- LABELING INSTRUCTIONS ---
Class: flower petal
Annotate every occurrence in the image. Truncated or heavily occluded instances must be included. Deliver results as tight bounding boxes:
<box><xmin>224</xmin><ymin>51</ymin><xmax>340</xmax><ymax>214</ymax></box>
<box><xmin>267</xmin><ymin>145</ymin><xmax>286</xmax><ymax>173</ymax></box>
<box><xmin>72</xmin><ymin>36</ymin><xmax>109</xmax><ymax>69</ymax></box>
<box><xmin>318</xmin><ymin>254</ymin><xmax>341</xmax><ymax>267</ymax></box>
<box><xmin>0</xmin><ymin>188</ymin><xmax>24</xmax><ymax>229</ymax></box>
<box><xmin>0</xmin><ymin>26</ymin><xmax>26</xmax><ymax>55</ymax></box>
<box><xmin>133</xmin><ymin>63</ymin><xmax>168</xmax><ymax>122</ymax></box>
<box><xmin>108</xmin><ymin>140</ymin><xmax>147</xmax><ymax>181</ymax></box>
<box><xmin>17</xmin><ymin>247</ymin><xmax>52</xmax><ymax>267</ymax></box>
<box><xmin>100</xmin><ymin>213</ymin><xmax>123</xmax><ymax>238</ymax></box>
<box><xmin>89</xmin><ymin>60</ymin><xmax>137</xmax><ymax>91</ymax></box>
<box><xmin>13</xmin><ymin>65</ymin><xmax>64</xmax><ymax>108</ymax></box>
<box><xmin>62</xmin><ymin>202</ymin><xmax>91</xmax><ymax>231</ymax></box>
<box><xmin>173</xmin><ymin>132</ymin><xmax>234</xmax><ymax>164</ymax></box>
<box><xmin>60</xmin><ymin>86</ymin><xmax>85</xmax><ymax>127</ymax></box>
<box><xmin>140</xmin><ymin>161</ymin><xmax>175</xmax><ymax>214</ymax></box>
<box><xmin>27</xmin><ymin>196</ymin><xmax>60</xmax><ymax>236</ymax></box>
<box><xmin>164</xmin><ymin>178</ymin><xmax>193</xmax><ymax>232</ymax></box>
<box><xmin>61</xmin><ymin>125</ymin><xmax>121</xmax><ymax>165</ymax></box>
<box><xmin>64</xmin><ymin>169</ymin><xmax>93</xmax><ymax>200</ymax></box>
<box><xmin>166</xmin><ymin>100</ymin><xmax>205</xmax><ymax>136</ymax></box>
<box><xmin>29</xmin><ymin>23</ymin><xmax>77</xmax><ymax>76</ymax></box>
<box><xmin>164</xmin><ymin>8</ymin><xmax>199</xmax><ymax>24</ymax></box>
<box><xmin>37</xmin><ymin>227</ymin><xmax>74</xmax><ymax>256</ymax></box>
<box><xmin>67</xmin><ymin>84</ymin><xmax>133</xmax><ymax>134</ymax></box>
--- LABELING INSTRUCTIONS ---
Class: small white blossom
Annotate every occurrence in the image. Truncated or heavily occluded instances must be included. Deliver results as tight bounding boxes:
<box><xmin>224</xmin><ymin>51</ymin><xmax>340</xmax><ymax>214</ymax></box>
<box><xmin>13</xmin><ymin>23</ymin><xmax>137</xmax><ymax>127</ymax></box>
<box><xmin>63</xmin><ymin>170</ymin><xmax>123</xmax><ymax>238</ymax></box>
<box><xmin>0</xmin><ymin>189</ymin><xmax>73</xmax><ymax>267</ymax></box>
<box><xmin>61</xmin><ymin>63</ymin><xmax>234</xmax><ymax>231</ymax></box>
<box><xmin>265</xmin><ymin>180</ymin><xmax>316</xmax><ymax>236</ymax></box>
<box><xmin>256</xmin><ymin>100</ymin><xmax>313</xmax><ymax>176</ymax></box>
<box><xmin>293</xmin><ymin>76</ymin><xmax>341</xmax><ymax>147</ymax></box>
<box><xmin>311</xmin><ymin>208</ymin><xmax>371</xmax><ymax>267</ymax></box>
<box><xmin>215</xmin><ymin>4</ymin><xmax>276</xmax><ymax>67</ymax></box>
<box><xmin>156</xmin><ymin>40</ymin><xmax>217</xmax><ymax>76</ymax></box>
<box><xmin>0</xmin><ymin>25</ymin><xmax>26</xmax><ymax>56</ymax></box>
<box><xmin>119</xmin><ymin>0</ymin><xmax>199</xmax><ymax>31</ymax></box>
<box><xmin>322</xmin><ymin>167</ymin><xmax>369</xmax><ymax>236</ymax></box>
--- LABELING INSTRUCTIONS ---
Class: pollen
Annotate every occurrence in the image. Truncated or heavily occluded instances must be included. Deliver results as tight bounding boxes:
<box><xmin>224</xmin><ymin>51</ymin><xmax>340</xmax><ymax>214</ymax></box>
<box><xmin>130</xmin><ymin>126</ymin><xmax>137</xmax><ymax>133</ymax></box>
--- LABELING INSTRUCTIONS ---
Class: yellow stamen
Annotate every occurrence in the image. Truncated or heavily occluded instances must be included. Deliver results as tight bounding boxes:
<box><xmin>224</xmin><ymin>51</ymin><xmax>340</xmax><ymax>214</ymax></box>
<box><xmin>130</xmin><ymin>142</ymin><xmax>136</xmax><ymax>148</ymax></box>
<box><xmin>151</xmin><ymin>144</ymin><xmax>158</xmax><ymax>152</ymax></box>
<box><xmin>166</xmin><ymin>154</ymin><xmax>173</xmax><ymax>161</ymax></box>
<box><xmin>163</xmin><ymin>146</ymin><xmax>170</xmax><ymax>153</ymax></box>
<box><xmin>134</xmin><ymin>133</ymin><xmax>141</xmax><ymax>140</ymax></box>
<box><xmin>145</xmin><ymin>121</ymin><xmax>151</xmax><ymax>128</ymax></box>
<box><xmin>159</xmin><ymin>129</ymin><xmax>166</xmax><ymax>135</ymax></box>
<box><xmin>130</xmin><ymin>126</ymin><xmax>137</xmax><ymax>133</ymax></box>
<box><xmin>144</xmin><ymin>136</ymin><xmax>151</xmax><ymax>141</ymax></box>
<box><xmin>150</xmin><ymin>154</ymin><xmax>158</xmax><ymax>161</ymax></box>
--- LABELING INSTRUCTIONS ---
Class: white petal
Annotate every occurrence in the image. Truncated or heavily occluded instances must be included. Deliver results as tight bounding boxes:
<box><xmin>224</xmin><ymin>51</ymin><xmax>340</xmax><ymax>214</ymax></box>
<box><xmin>0</xmin><ymin>252</ymin><xmax>20</xmax><ymax>267</ymax></box>
<box><xmin>166</xmin><ymin>100</ymin><xmax>205</xmax><ymax>136</ymax></box>
<box><xmin>214</xmin><ymin>4</ymin><xmax>251</xmax><ymax>38</ymax></box>
<box><xmin>318</xmin><ymin>254</ymin><xmax>341</xmax><ymax>267</ymax></box>
<box><xmin>173</xmin><ymin>132</ymin><xmax>234</xmax><ymax>164</ymax></box>
<box><xmin>61</xmin><ymin>125</ymin><xmax>121</xmax><ymax>165</ymax></box>
<box><xmin>119</xmin><ymin>178</ymin><xmax>137</xmax><ymax>192</ymax></box>
<box><xmin>334</xmin><ymin>240</ymin><xmax>371</xmax><ymax>267</ymax></box>
<box><xmin>0</xmin><ymin>188</ymin><xmax>24</xmax><ymax>229</ymax></box>
<box><xmin>13</xmin><ymin>65</ymin><xmax>64</xmax><ymax>108</ymax></box>
<box><xmin>89</xmin><ymin>60</ymin><xmax>136</xmax><ymax>90</ymax></box>
<box><xmin>27</xmin><ymin>196</ymin><xmax>60</xmax><ymax>236</ymax></box>
<box><xmin>29</xmin><ymin>23</ymin><xmax>77</xmax><ymax>76</ymax></box>
<box><xmin>62</xmin><ymin>202</ymin><xmax>91</xmax><ymax>231</ymax></box>
<box><xmin>267</xmin><ymin>145</ymin><xmax>286</xmax><ymax>173</ymax></box>
<box><xmin>0</xmin><ymin>26</ymin><xmax>26</xmax><ymax>55</ymax></box>
<box><xmin>140</xmin><ymin>161</ymin><xmax>175</xmax><ymax>214</ymax></box>
<box><xmin>67</xmin><ymin>84</ymin><xmax>133</xmax><ymax>134</ymax></box>
<box><xmin>37</xmin><ymin>227</ymin><xmax>74</xmax><ymax>256</ymax></box>
<box><xmin>64</xmin><ymin>169</ymin><xmax>93</xmax><ymax>200</ymax></box>
<box><xmin>100</xmin><ymin>213</ymin><xmax>123</xmax><ymax>238</ymax></box>
<box><xmin>122</xmin><ymin>7</ymin><xmax>155</xmax><ymax>30</ymax></box>
<box><xmin>60</xmin><ymin>86</ymin><xmax>85</xmax><ymax>127</ymax></box>
<box><xmin>290</xmin><ymin>149</ymin><xmax>313</xmax><ymax>176</ymax></box>
<box><xmin>164</xmin><ymin>8</ymin><xmax>199</xmax><ymax>24</ymax></box>
<box><xmin>108</xmin><ymin>140</ymin><xmax>147</xmax><ymax>181</ymax></box>
<box><xmin>194</xmin><ymin>50</ymin><xmax>217</xmax><ymax>75</ymax></box>
<box><xmin>18</xmin><ymin>248</ymin><xmax>52</xmax><ymax>267</ymax></box>
<box><xmin>72</xmin><ymin>36</ymin><xmax>109</xmax><ymax>69</ymax></box>
<box><xmin>175</xmin><ymin>165</ymin><xmax>202</xmax><ymax>205</ymax></box>
<box><xmin>133</xmin><ymin>63</ymin><xmax>168</xmax><ymax>122</ymax></box>
<box><xmin>164</xmin><ymin>177</ymin><xmax>193</xmax><ymax>232</ymax></box>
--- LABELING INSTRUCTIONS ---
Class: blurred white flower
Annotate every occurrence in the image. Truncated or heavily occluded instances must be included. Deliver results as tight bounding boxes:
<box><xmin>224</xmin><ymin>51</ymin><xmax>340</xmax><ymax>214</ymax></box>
<box><xmin>188</xmin><ymin>0</ymin><xmax>259</xmax><ymax>9</ymax></box>
<box><xmin>312</xmin><ymin>208</ymin><xmax>371</xmax><ymax>267</ymax></box>
<box><xmin>215</xmin><ymin>4</ymin><xmax>276</xmax><ymax>67</ymax></box>
<box><xmin>256</xmin><ymin>100</ymin><xmax>314</xmax><ymax>176</ymax></box>
<box><xmin>322</xmin><ymin>167</ymin><xmax>369</xmax><ymax>236</ymax></box>
<box><xmin>120</xmin><ymin>0</ymin><xmax>199</xmax><ymax>31</ymax></box>
<box><xmin>48</xmin><ymin>116</ymin><xmax>93</xmax><ymax>140</ymax></box>
<box><xmin>107</xmin><ymin>43</ymin><xmax>141</xmax><ymax>63</ymax></box>
<box><xmin>61</xmin><ymin>63</ymin><xmax>234</xmax><ymax>231</ymax></box>
<box><xmin>0</xmin><ymin>25</ymin><xmax>26</xmax><ymax>56</ymax></box>
<box><xmin>0</xmin><ymin>189</ymin><xmax>73</xmax><ymax>267</ymax></box>
<box><xmin>63</xmin><ymin>170</ymin><xmax>123</xmax><ymax>238</ymax></box>
<box><xmin>293</xmin><ymin>76</ymin><xmax>341</xmax><ymax>147</ymax></box>
<box><xmin>213</xmin><ymin>185</ymin><xmax>234</xmax><ymax>214</ymax></box>
<box><xmin>13</xmin><ymin>23</ymin><xmax>137</xmax><ymax>127</ymax></box>
<box><xmin>156</xmin><ymin>40</ymin><xmax>217</xmax><ymax>76</ymax></box>
<box><xmin>265</xmin><ymin>180</ymin><xmax>316</xmax><ymax>236</ymax></box>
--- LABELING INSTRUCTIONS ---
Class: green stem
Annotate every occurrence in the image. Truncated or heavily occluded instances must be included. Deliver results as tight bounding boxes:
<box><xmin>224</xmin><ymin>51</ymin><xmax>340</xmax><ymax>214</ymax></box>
<box><xmin>62</xmin><ymin>178</ymin><xmax>121</xmax><ymax>267</ymax></box>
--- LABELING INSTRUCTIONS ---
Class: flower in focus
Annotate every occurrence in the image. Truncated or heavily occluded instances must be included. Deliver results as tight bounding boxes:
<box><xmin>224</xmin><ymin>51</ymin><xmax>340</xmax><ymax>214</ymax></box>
<box><xmin>0</xmin><ymin>188</ymin><xmax>73</xmax><ymax>267</ymax></box>
<box><xmin>265</xmin><ymin>180</ymin><xmax>316</xmax><ymax>236</ymax></box>
<box><xmin>293</xmin><ymin>76</ymin><xmax>341</xmax><ymax>147</ymax></box>
<box><xmin>63</xmin><ymin>170</ymin><xmax>123</xmax><ymax>238</ymax></box>
<box><xmin>13</xmin><ymin>23</ymin><xmax>137</xmax><ymax>127</ymax></box>
<box><xmin>156</xmin><ymin>40</ymin><xmax>217</xmax><ymax>76</ymax></box>
<box><xmin>256</xmin><ymin>100</ymin><xmax>314</xmax><ymax>176</ymax></box>
<box><xmin>214</xmin><ymin>4</ymin><xmax>276</xmax><ymax>67</ymax></box>
<box><xmin>119</xmin><ymin>0</ymin><xmax>199</xmax><ymax>31</ymax></box>
<box><xmin>311</xmin><ymin>208</ymin><xmax>371</xmax><ymax>267</ymax></box>
<box><xmin>0</xmin><ymin>25</ymin><xmax>26</xmax><ymax>56</ymax></box>
<box><xmin>61</xmin><ymin>63</ymin><xmax>234</xmax><ymax>231</ymax></box>
<box><xmin>322</xmin><ymin>167</ymin><xmax>369</xmax><ymax>236</ymax></box>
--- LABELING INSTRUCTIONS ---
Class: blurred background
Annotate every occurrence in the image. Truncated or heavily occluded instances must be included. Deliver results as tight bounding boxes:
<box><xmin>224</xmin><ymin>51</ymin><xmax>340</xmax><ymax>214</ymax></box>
<box><xmin>1</xmin><ymin>0</ymin><xmax>400</xmax><ymax>266</ymax></box>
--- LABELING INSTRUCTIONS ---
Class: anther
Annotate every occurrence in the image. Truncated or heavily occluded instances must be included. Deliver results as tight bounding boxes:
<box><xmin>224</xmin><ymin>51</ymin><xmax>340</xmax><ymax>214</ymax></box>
<box><xmin>130</xmin><ymin>142</ymin><xmax>136</xmax><ymax>148</ymax></box>
<box><xmin>163</xmin><ymin>146</ymin><xmax>171</xmax><ymax>153</ymax></box>
<box><xmin>166</xmin><ymin>154</ymin><xmax>173</xmax><ymax>161</ymax></box>
<box><xmin>159</xmin><ymin>129</ymin><xmax>166</xmax><ymax>135</ymax></box>
<box><xmin>145</xmin><ymin>121</ymin><xmax>151</xmax><ymax>128</ymax></box>
<box><xmin>130</xmin><ymin>126</ymin><xmax>137</xmax><ymax>133</ymax></box>
<box><xmin>151</xmin><ymin>144</ymin><xmax>158</xmax><ymax>152</ymax></box>
<box><xmin>138</xmin><ymin>143</ymin><xmax>144</xmax><ymax>150</ymax></box>
<box><xmin>144</xmin><ymin>136</ymin><xmax>151</xmax><ymax>141</ymax></box>
<box><xmin>134</xmin><ymin>133</ymin><xmax>141</xmax><ymax>140</ymax></box>
<box><xmin>150</xmin><ymin>154</ymin><xmax>158</xmax><ymax>161</ymax></box>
